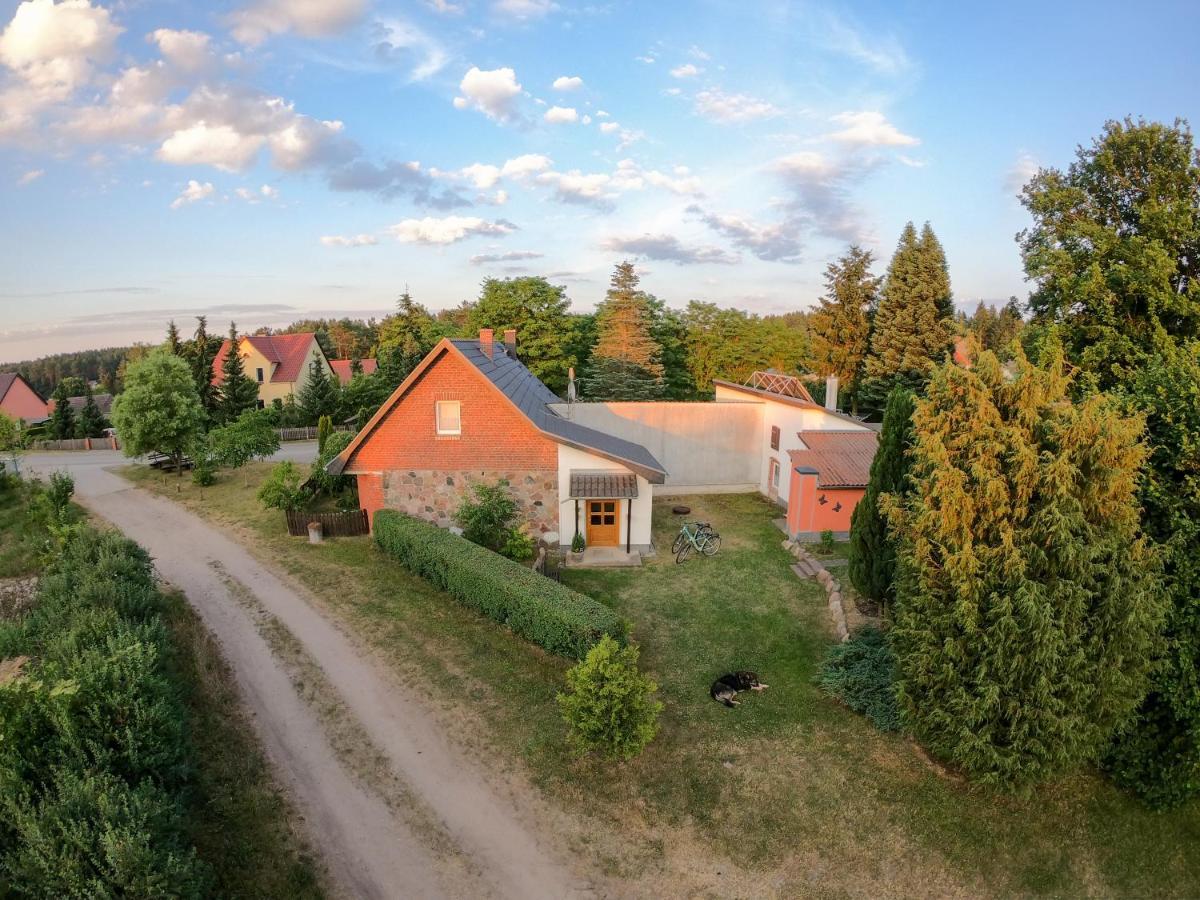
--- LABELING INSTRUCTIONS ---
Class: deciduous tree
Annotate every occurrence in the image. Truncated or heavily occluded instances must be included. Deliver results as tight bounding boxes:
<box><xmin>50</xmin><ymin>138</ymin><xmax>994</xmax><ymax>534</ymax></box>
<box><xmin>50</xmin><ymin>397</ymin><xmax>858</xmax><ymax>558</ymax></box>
<box><xmin>111</xmin><ymin>350</ymin><xmax>205</xmax><ymax>476</ymax></box>
<box><xmin>466</xmin><ymin>276</ymin><xmax>579</xmax><ymax>393</ymax></box>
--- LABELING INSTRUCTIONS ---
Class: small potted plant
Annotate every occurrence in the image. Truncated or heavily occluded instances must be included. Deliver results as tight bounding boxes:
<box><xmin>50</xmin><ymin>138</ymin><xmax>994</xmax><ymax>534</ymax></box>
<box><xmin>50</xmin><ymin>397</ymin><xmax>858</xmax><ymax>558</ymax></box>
<box><xmin>570</xmin><ymin>530</ymin><xmax>585</xmax><ymax>562</ymax></box>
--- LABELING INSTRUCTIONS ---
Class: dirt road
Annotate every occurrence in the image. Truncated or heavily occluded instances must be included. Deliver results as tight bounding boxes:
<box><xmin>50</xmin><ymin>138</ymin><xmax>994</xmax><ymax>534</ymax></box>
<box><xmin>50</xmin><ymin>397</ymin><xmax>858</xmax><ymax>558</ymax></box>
<box><xmin>26</xmin><ymin>451</ymin><xmax>585</xmax><ymax>900</ymax></box>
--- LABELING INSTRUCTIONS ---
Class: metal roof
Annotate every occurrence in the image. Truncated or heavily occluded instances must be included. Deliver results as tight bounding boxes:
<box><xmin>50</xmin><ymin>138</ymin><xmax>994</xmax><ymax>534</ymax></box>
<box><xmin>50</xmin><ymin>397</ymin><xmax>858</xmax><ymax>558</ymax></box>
<box><xmin>449</xmin><ymin>339</ymin><xmax>667</xmax><ymax>482</ymax></box>
<box><xmin>569</xmin><ymin>470</ymin><xmax>639</xmax><ymax>499</ymax></box>
<box><xmin>788</xmin><ymin>430</ymin><xmax>879</xmax><ymax>488</ymax></box>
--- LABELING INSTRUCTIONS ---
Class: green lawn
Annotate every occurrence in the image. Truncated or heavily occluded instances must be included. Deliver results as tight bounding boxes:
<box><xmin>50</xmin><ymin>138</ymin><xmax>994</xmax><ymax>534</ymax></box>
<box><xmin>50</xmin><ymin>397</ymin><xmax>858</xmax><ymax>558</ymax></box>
<box><xmin>124</xmin><ymin>462</ymin><xmax>1200</xmax><ymax>898</ymax></box>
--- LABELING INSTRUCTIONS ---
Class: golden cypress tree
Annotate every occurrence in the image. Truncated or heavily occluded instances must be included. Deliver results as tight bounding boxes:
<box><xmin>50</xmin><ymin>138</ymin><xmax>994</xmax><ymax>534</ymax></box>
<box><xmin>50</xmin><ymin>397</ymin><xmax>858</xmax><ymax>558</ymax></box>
<box><xmin>887</xmin><ymin>342</ymin><xmax>1165</xmax><ymax>787</ymax></box>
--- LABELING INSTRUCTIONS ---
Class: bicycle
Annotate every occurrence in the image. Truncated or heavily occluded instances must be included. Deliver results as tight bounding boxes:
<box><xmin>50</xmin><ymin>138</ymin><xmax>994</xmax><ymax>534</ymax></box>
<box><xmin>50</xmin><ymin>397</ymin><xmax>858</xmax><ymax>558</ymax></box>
<box><xmin>672</xmin><ymin>521</ymin><xmax>721</xmax><ymax>563</ymax></box>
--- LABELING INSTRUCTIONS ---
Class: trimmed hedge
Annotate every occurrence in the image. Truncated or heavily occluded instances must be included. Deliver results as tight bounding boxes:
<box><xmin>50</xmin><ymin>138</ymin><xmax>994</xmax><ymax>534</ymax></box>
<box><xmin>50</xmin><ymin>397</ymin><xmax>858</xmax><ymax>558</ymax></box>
<box><xmin>373</xmin><ymin>510</ymin><xmax>624</xmax><ymax>658</ymax></box>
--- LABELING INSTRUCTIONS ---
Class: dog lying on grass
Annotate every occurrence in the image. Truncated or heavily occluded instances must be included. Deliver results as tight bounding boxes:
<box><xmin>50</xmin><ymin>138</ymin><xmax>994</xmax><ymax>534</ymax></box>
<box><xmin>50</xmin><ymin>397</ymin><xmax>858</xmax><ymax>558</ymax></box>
<box><xmin>710</xmin><ymin>671</ymin><xmax>769</xmax><ymax>707</ymax></box>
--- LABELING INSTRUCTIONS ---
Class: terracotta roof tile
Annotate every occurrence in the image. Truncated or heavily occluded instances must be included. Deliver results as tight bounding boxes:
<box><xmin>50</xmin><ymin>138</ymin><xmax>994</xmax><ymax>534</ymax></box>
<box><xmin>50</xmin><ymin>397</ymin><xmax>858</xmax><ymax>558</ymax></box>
<box><xmin>212</xmin><ymin>333</ymin><xmax>322</xmax><ymax>386</ymax></box>
<box><xmin>788</xmin><ymin>430</ymin><xmax>878</xmax><ymax>488</ymax></box>
<box><xmin>330</xmin><ymin>358</ymin><xmax>377</xmax><ymax>385</ymax></box>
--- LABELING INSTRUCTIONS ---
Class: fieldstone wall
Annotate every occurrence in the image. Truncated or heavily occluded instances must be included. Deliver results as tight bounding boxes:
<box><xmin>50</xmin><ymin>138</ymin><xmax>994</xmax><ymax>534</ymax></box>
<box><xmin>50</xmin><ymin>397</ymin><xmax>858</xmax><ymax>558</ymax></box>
<box><xmin>381</xmin><ymin>469</ymin><xmax>559</xmax><ymax>538</ymax></box>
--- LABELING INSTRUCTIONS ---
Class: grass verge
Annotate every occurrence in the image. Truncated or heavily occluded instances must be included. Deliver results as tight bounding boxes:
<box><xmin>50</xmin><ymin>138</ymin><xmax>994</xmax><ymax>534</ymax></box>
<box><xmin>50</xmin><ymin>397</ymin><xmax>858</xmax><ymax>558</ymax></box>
<box><xmin>123</xmin><ymin>462</ymin><xmax>1200</xmax><ymax>899</ymax></box>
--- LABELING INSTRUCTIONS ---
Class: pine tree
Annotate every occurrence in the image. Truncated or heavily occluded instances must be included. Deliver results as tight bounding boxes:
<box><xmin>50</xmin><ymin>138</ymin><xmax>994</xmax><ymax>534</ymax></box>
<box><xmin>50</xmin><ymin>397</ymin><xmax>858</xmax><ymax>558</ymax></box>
<box><xmin>165</xmin><ymin>320</ymin><xmax>183</xmax><ymax>356</ymax></box>
<box><xmin>887</xmin><ymin>343</ymin><xmax>1165</xmax><ymax>787</ymax></box>
<box><xmin>77</xmin><ymin>384</ymin><xmax>107</xmax><ymax>438</ymax></box>
<box><xmin>847</xmin><ymin>387</ymin><xmax>914</xmax><ymax>612</ymax></box>
<box><xmin>189</xmin><ymin>316</ymin><xmax>219</xmax><ymax>419</ymax></box>
<box><xmin>297</xmin><ymin>359</ymin><xmax>338</xmax><ymax>425</ymax></box>
<box><xmin>808</xmin><ymin>245</ymin><xmax>879</xmax><ymax>412</ymax></box>
<box><xmin>585</xmin><ymin>262</ymin><xmax>664</xmax><ymax>399</ymax></box>
<box><xmin>218</xmin><ymin>324</ymin><xmax>260</xmax><ymax>424</ymax></box>
<box><xmin>48</xmin><ymin>382</ymin><xmax>76</xmax><ymax>441</ymax></box>
<box><xmin>859</xmin><ymin>223</ymin><xmax>954</xmax><ymax>413</ymax></box>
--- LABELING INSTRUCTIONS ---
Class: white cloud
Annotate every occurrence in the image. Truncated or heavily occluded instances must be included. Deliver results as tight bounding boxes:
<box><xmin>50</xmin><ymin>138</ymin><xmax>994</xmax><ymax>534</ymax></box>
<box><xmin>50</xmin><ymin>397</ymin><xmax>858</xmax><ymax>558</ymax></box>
<box><xmin>371</xmin><ymin>19</ymin><xmax>448</xmax><ymax>82</ymax></box>
<box><xmin>17</xmin><ymin>167</ymin><xmax>43</xmax><ymax>185</ymax></box>
<box><xmin>602</xmin><ymin>233</ymin><xmax>738</xmax><ymax>265</ymax></box>
<box><xmin>688</xmin><ymin>204</ymin><xmax>801</xmax><ymax>263</ymax></box>
<box><xmin>470</xmin><ymin>250</ymin><xmax>543</xmax><ymax>265</ymax></box>
<box><xmin>596</xmin><ymin>109</ymin><xmax>609</xmax><ymax>118</ymax></box>
<box><xmin>454</xmin><ymin>66</ymin><xmax>522</xmax><ymax>122</ymax></box>
<box><xmin>670</xmin><ymin>62</ymin><xmax>701</xmax><ymax>78</ymax></box>
<box><xmin>537</xmin><ymin>169</ymin><xmax>611</xmax><ymax>206</ymax></box>
<box><xmin>693</xmin><ymin>89</ymin><xmax>779</xmax><ymax>123</ymax></box>
<box><xmin>229</xmin><ymin>0</ymin><xmax>367</xmax><ymax>46</ymax></box>
<box><xmin>158</xmin><ymin>122</ymin><xmax>263</xmax><ymax>171</ymax></box>
<box><xmin>688</xmin><ymin>45</ymin><xmax>710</xmax><ymax>61</ymax></box>
<box><xmin>599</xmin><ymin>121</ymin><xmax>620</xmax><ymax>134</ymax></box>
<box><xmin>235</xmin><ymin>183</ymin><xmax>279</xmax><ymax>202</ymax></box>
<box><xmin>459</xmin><ymin>162</ymin><xmax>501</xmax><ymax>188</ymax></box>
<box><xmin>149</xmin><ymin>29</ymin><xmax>211</xmax><ymax>73</ymax></box>
<box><xmin>500</xmin><ymin>152</ymin><xmax>551</xmax><ymax>178</ymax></box>
<box><xmin>492</xmin><ymin>0</ymin><xmax>557</xmax><ymax>18</ymax></box>
<box><xmin>170</xmin><ymin>179</ymin><xmax>213</xmax><ymax>209</ymax></box>
<box><xmin>551</xmin><ymin>74</ymin><xmax>582</xmax><ymax>91</ymax></box>
<box><xmin>388</xmin><ymin>215</ymin><xmax>515</xmax><ymax>245</ymax></box>
<box><xmin>826</xmin><ymin>110</ymin><xmax>918</xmax><ymax>147</ymax></box>
<box><xmin>612</xmin><ymin>158</ymin><xmax>703</xmax><ymax>196</ymax></box>
<box><xmin>425</xmin><ymin>0</ymin><xmax>463</xmax><ymax>12</ymax></box>
<box><xmin>772</xmin><ymin>150</ymin><xmax>873</xmax><ymax>243</ymax></box>
<box><xmin>260</xmin><ymin>183</ymin><xmax>278</xmax><ymax>198</ymax></box>
<box><xmin>1005</xmin><ymin>152</ymin><xmax>1039</xmax><ymax>194</ymax></box>
<box><xmin>543</xmin><ymin>105</ymin><xmax>577</xmax><ymax>124</ymax></box>
<box><xmin>817</xmin><ymin>11</ymin><xmax>910</xmax><ymax>75</ymax></box>
<box><xmin>635</xmin><ymin>54</ymin><xmax>655</xmax><ymax>64</ymax></box>
<box><xmin>321</xmin><ymin>233</ymin><xmax>378</xmax><ymax>247</ymax></box>
<box><xmin>0</xmin><ymin>0</ymin><xmax>121</xmax><ymax>107</ymax></box>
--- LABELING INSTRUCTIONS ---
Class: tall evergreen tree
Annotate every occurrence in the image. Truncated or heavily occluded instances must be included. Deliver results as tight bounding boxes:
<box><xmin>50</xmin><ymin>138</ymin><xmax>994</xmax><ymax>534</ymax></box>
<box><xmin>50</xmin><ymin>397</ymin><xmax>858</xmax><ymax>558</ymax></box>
<box><xmin>808</xmin><ymin>245</ymin><xmax>880</xmax><ymax>412</ymax></box>
<box><xmin>859</xmin><ymin>222</ymin><xmax>954</xmax><ymax>412</ymax></box>
<box><xmin>466</xmin><ymin>276</ymin><xmax>579</xmax><ymax>393</ymax></box>
<box><xmin>76</xmin><ymin>384</ymin><xmax>107</xmax><ymax>438</ymax></box>
<box><xmin>888</xmin><ymin>344</ymin><xmax>1165</xmax><ymax>787</ymax></box>
<box><xmin>188</xmin><ymin>316</ymin><xmax>219</xmax><ymax>419</ymax></box>
<box><xmin>218</xmin><ymin>323</ymin><xmax>259</xmax><ymax>423</ymax></box>
<box><xmin>297</xmin><ymin>359</ymin><xmax>338</xmax><ymax>425</ymax></box>
<box><xmin>165</xmin><ymin>320</ymin><xmax>183</xmax><ymax>356</ymax></box>
<box><xmin>847</xmin><ymin>387</ymin><xmax>914</xmax><ymax>612</ymax></box>
<box><xmin>48</xmin><ymin>382</ymin><xmax>76</xmax><ymax>441</ymax></box>
<box><xmin>585</xmin><ymin>262</ymin><xmax>663</xmax><ymax>399</ymax></box>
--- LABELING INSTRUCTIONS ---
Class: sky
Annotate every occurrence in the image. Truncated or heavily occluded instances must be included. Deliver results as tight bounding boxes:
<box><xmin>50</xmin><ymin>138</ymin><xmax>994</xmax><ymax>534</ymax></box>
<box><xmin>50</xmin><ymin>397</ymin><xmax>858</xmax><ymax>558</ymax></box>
<box><xmin>0</xmin><ymin>0</ymin><xmax>1196</xmax><ymax>361</ymax></box>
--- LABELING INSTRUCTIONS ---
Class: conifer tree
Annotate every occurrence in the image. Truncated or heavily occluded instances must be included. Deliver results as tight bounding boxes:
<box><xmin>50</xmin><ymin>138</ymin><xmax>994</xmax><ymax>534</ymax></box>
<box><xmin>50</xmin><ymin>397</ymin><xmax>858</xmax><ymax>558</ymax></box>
<box><xmin>165</xmin><ymin>320</ymin><xmax>183</xmax><ymax>356</ymax></box>
<box><xmin>218</xmin><ymin>324</ymin><xmax>259</xmax><ymax>424</ymax></box>
<box><xmin>887</xmin><ymin>344</ymin><xmax>1165</xmax><ymax>787</ymax></box>
<box><xmin>76</xmin><ymin>384</ymin><xmax>107</xmax><ymax>438</ymax></box>
<box><xmin>808</xmin><ymin>245</ymin><xmax>879</xmax><ymax>412</ymax></box>
<box><xmin>297</xmin><ymin>359</ymin><xmax>338</xmax><ymax>425</ymax></box>
<box><xmin>847</xmin><ymin>386</ymin><xmax>914</xmax><ymax>612</ymax></box>
<box><xmin>859</xmin><ymin>223</ymin><xmax>954</xmax><ymax>412</ymax></box>
<box><xmin>48</xmin><ymin>382</ymin><xmax>76</xmax><ymax>441</ymax></box>
<box><xmin>188</xmin><ymin>316</ymin><xmax>219</xmax><ymax>419</ymax></box>
<box><xmin>585</xmin><ymin>262</ymin><xmax>664</xmax><ymax>400</ymax></box>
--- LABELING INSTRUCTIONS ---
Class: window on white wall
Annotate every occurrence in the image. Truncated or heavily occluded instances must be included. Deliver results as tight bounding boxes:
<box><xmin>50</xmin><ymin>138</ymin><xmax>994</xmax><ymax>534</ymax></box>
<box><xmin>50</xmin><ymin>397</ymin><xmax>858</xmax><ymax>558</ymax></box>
<box><xmin>436</xmin><ymin>400</ymin><xmax>461</xmax><ymax>435</ymax></box>
<box><xmin>770</xmin><ymin>458</ymin><xmax>781</xmax><ymax>489</ymax></box>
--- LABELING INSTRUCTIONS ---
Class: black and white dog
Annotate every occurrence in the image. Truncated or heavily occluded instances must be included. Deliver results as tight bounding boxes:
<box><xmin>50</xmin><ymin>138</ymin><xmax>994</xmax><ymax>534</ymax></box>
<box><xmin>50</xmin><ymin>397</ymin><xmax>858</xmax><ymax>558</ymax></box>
<box><xmin>710</xmin><ymin>671</ymin><xmax>769</xmax><ymax>707</ymax></box>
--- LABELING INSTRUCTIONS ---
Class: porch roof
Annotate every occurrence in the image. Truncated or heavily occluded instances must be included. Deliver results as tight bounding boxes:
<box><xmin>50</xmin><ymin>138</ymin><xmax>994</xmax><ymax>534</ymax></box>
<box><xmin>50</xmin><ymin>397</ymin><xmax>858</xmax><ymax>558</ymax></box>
<box><xmin>569</xmin><ymin>470</ymin><xmax>639</xmax><ymax>499</ymax></box>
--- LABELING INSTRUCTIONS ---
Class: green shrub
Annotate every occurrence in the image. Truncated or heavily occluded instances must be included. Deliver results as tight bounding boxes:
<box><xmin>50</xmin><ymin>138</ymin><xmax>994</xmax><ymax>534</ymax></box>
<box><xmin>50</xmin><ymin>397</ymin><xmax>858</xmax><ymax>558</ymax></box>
<box><xmin>571</xmin><ymin>531</ymin><xmax>585</xmax><ymax>553</ymax></box>
<box><xmin>46</xmin><ymin>471</ymin><xmax>74</xmax><ymax>519</ymax></box>
<box><xmin>309</xmin><ymin>430</ymin><xmax>354</xmax><ymax>497</ymax></box>
<box><xmin>373</xmin><ymin>510</ymin><xmax>624</xmax><ymax>658</ymax></box>
<box><xmin>557</xmin><ymin>635</ymin><xmax>662</xmax><ymax>759</ymax></box>
<box><xmin>316</xmin><ymin>415</ymin><xmax>333</xmax><ymax>454</ymax></box>
<box><xmin>501</xmin><ymin>526</ymin><xmax>536</xmax><ymax>562</ymax></box>
<box><xmin>816</xmin><ymin>626</ymin><xmax>901</xmax><ymax>732</ymax></box>
<box><xmin>191</xmin><ymin>458</ymin><xmax>216</xmax><ymax>487</ymax></box>
<box><xmin>455</xmin><ymin>480</ymin><xmax>520</xmax><ymax>553</ymax></box>
<box><xmin>257</xmin><ymin>462</ymin><xmax>306</xmax><ymax>512</ymax></box>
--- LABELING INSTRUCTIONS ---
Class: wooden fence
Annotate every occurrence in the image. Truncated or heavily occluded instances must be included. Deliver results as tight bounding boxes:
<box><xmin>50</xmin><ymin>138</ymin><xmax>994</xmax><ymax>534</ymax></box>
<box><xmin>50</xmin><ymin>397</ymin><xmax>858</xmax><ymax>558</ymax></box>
<box><xmin>276</xmin><ymin>426</ymin><xmax>355</xmax><ymax>442</ymax></box>
<box><xmin>32</xmin><ymin>436</ymin><xmax>120</xmax><ymax>451</ymax></box>
<box><xmin>284</xmin><ymin>508</ymin><xmax>370</xmax><ymax>537</ymax></box>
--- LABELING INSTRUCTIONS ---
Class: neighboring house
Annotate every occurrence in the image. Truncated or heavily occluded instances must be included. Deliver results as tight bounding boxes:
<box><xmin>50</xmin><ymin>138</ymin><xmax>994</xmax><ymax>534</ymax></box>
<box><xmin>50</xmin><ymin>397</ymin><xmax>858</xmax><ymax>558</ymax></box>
<box><xmin>0</xmin><ymin>372</ymin><xmax>49</xmax><ymax>424</ymax></box>
<box><xmin>53</xmin><ymin>392</ymin><xmax>114</xmax><ymax>418</ymax></box>
<box><xmin>212</xmin><ymin>333</ymin><xmax>334</xmax><ymax>406</ymax></box>
<box><xmin>330</xmin><ymin>329</ymin><xmax>880</xmax><ymax>551</ymax></box>
<box><xmin>329</xmin><ymin>357</ymin><xmax>378</xmax><ymax>385</ymax></box>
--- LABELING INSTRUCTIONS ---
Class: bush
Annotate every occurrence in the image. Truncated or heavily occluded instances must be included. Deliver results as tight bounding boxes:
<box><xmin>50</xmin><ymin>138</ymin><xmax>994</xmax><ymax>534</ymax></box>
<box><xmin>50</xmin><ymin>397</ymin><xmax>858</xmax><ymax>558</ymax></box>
<box><xmin>501</xmin><ymin>526</ymin><xmax>536</xmax><ymax>562</ymax></box>
<box><xmin>455</xmin><ymin>481</ymin><xmax>521</xmax><ymax>553</ymax></box>
<box><xmin>374</xmin><ymin>510</ymin><xmax>624</xmax><ymax>658</ymax></box>
<box><xmin>557</xmin><ymin>635</ymin><xmax>662</xmax><ymax>759</ymax></box>
<box><xmin>309</xmin><ymin>430</ymin><xmax>354</xmax><ymax>497</ymax></box>
<box><xmin>257</xmin><ymin>462</ymin><xmax>306</xmax><ymax>512</ymax></box>
<box><xmin>816</xmin><ymin>626</ymin><xmax>901</xmax><ymax>732</ymax></box>
<box><xmin>316</xmin><ymin>415</ymin><xmax>333</xmax><ymax>454</ymax></box>
<box><xmin>46</xmin><ymin>471</ymin><xmax>74</xmax><ymax>519</ymax></box>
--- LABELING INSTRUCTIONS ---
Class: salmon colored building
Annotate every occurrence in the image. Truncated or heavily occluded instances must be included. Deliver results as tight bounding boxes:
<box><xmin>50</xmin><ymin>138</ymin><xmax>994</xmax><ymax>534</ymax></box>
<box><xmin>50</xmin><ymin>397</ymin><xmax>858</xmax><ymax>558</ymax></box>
<box><xmin>0</xmin><ymin>372</ymin><xmax>49</xmax><ymax>424</ymax></box>
<box><xmin>786</xmin><ymin>431</ymin><xmax>878</xmax><ymax>539</ymax></box>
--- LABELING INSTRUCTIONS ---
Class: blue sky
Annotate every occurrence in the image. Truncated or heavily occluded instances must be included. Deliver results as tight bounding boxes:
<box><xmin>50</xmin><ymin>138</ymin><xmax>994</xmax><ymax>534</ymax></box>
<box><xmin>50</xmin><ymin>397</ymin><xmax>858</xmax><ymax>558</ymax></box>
<box><xmin>0</xmin><ymin>0</ymin><xmax>1196</xmax><ymax>360</ymax></box>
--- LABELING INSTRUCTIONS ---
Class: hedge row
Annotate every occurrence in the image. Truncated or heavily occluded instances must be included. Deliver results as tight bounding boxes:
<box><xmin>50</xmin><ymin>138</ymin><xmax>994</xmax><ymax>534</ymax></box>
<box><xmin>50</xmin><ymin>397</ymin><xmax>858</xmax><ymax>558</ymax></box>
<box><xmin>0</xmin><ymin>527</ymin><xmax>210</xmax><ymax>897</ymax></box>
<box><xmin>373</xmin><ymin>510</ymin><xmax>625</xmax><ymax>658</ymax></box>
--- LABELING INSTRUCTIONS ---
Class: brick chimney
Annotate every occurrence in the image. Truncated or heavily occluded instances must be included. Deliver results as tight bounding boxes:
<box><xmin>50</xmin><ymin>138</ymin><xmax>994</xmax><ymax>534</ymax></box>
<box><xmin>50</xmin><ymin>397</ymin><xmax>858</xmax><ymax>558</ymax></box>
<box><xmin>479</xmin><ymin>328</ymin><xmax>494</xmax><ymax>358</ymax></box>
<box><xmin>503</xmin><ymin>328</ymin><xmax>517</xmax><ymax>355</ymax></box>
<box><xmin>824</xmin><ymin>374</ymin><xmax>839</xmax><ymax>412</ymax></box>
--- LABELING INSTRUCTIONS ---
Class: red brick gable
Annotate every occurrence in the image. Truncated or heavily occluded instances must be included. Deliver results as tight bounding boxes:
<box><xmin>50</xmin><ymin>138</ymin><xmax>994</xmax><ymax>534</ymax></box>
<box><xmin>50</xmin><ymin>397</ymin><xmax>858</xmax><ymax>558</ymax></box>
<box><xmin>343</xmin><ymin>347</ymin><xmax>558</xmax><ymax>474</ymax></box>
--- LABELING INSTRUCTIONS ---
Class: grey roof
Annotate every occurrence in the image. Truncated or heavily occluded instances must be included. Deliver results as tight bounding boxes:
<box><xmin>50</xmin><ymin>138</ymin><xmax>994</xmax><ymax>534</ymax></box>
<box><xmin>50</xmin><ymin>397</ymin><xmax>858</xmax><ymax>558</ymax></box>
<box><xmin>64</xmin><ymin>393</ymin><xmax>113</xmax><ymax>415</ymax></box>
<box><xmin>0</xmin><ymin>373</ymin><xmax>16</xmax><ymax>403</ymax></box>
<box><xmin>569</xmin><ymin>470</ymin><xmax>639</xmax><ymax>499</ymax></box>
<box><xmin>449</xmin><ymin>339</ymin><xmax>666</xmax><ymax>482</ymax></box>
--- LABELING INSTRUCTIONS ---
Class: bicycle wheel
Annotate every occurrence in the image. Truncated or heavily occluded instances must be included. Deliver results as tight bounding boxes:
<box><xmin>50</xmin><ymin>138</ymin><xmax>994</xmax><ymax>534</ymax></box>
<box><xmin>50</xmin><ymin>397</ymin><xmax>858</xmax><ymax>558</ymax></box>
<box><xmin>701</xmin><ymin>533</ymin><xmax>721</xmax><ymax>556</ymax></box>
<box><xmin>676</xmin><ymin>540</ymin><xmax>693</xmax><ymax>564</ymax></box>
<box><xmin>671</xmin><ymin>531</ymin><xmax>686</xmax><ymax>555</ymax></box>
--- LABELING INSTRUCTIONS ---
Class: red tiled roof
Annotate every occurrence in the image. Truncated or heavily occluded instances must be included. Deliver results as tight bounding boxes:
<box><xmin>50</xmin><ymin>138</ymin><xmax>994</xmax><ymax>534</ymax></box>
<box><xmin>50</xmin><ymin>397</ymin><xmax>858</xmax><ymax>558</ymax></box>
<box><xmin>789</xmin><ymin>430</ymin><xmax>878</xmax><ymax>488</ymax></box>
<box><xmin>212</xmin><ymin>333</ymin><xmax>320</xmax><ymax>386</ymax></box>
<box><xmin>329</xmin><ymin>358</ymin><xmax>378</xmax><ymax>385</ymax></box>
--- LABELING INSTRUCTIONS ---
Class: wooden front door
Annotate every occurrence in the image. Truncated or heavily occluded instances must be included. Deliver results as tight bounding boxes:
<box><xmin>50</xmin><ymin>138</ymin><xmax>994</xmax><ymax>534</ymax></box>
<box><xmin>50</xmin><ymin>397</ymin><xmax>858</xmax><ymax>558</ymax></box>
<box><xmin>586</xmin><ymin>500</ymin><xmax>620</xmax><ymax>547</ymax></box>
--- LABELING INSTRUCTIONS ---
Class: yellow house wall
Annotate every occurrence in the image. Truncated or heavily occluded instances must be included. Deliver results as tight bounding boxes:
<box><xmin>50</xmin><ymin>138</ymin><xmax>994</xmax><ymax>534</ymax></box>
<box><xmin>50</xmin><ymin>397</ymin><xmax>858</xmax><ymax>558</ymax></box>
<box><xmin>237</xmin><ymin>336</ymin><xmax>333</xmax><ymax>405</ymax></box>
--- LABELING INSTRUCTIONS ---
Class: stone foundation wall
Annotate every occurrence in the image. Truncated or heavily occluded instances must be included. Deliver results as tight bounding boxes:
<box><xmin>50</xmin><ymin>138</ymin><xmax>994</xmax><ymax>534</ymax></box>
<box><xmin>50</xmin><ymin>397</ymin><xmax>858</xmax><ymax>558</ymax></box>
<box><xmin>380</xmin><ymin>469</ymin><xmax>559</xmax><ymax>539</ymax></box>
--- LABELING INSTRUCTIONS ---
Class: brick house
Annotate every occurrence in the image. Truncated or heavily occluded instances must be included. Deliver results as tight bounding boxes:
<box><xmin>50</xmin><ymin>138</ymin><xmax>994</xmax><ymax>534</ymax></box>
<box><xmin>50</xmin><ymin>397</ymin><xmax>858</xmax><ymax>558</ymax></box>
<box><xmin>329</xmin><ymin>329</ymin><xmax>666</xmax><ymax>552</ymax></box>
<box><xmin>212</xmin><ymin>333</ymin><xmax>334</xmax><ymax>407</ymax></box>
<box><xmin>0</xmin><ymin>372</ymin><xmax>49</xmax><ymax>424</ymax></box>
<box><xmin>329</xmin><ymin>329</ymin><xmax>880</xmax><ymax>550</ymax></box>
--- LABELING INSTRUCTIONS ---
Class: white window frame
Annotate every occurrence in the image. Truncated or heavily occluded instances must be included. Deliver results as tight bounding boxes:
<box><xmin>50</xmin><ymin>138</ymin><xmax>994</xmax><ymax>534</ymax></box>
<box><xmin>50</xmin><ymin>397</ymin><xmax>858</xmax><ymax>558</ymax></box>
<box><xmin>770</xmin><ymin>457</ymin><xmax>781</xmax><ymax>489</ymax></box>
<box><xmin>436</xmin><ymin>400</ymin><xmax>461</xmax><ymax>435</ymax></box>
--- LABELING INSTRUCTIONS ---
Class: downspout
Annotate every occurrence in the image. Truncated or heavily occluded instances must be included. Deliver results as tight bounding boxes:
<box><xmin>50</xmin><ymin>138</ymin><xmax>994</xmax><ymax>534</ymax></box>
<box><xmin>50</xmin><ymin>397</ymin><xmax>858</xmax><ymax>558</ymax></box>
<box><xmin>626</xmin><ymin>498</ymin><xmax>632</xmax><ymax>554</ymax></box>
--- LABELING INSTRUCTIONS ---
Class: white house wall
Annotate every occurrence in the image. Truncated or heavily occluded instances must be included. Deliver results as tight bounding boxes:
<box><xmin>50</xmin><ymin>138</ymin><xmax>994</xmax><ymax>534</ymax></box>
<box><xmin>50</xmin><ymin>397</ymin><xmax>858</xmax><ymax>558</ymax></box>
<box><xmin>548</xmin><ymin>401</ymin><xmax>761</xmax><ymax>492</ymax></box>
<box><xmin>555</xmin><ymin>443</ymin><xmax>654</xmax><ymax>551</ymax></box>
